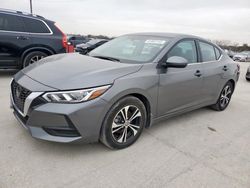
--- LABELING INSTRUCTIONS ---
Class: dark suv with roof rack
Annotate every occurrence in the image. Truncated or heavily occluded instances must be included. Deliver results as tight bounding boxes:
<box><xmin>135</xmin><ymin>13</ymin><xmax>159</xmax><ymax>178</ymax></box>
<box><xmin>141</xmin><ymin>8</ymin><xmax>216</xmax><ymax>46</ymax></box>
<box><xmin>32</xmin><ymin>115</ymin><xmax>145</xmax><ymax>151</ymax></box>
<box><xmin>0</xmin><ymin>9</ymin><xmax>69</xmax><ymax>69</ymax></box>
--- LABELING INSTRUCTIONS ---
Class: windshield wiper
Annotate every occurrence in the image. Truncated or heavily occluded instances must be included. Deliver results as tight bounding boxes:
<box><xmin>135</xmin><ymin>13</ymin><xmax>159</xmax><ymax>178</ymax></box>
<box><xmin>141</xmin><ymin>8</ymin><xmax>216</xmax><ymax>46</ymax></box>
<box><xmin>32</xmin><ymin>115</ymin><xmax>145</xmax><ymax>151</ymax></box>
<box><xmin>92</xmin><ymin>55</ymin><xmax>120</xmax><ymax>62</ymax></box>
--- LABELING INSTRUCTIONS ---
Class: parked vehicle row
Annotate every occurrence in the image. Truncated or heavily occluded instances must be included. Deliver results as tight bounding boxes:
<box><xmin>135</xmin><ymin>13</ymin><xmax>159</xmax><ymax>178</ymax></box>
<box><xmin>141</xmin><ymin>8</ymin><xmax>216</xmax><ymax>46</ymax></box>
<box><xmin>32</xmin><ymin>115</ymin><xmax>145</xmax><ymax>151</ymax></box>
<box><xmin>233</xmin><ymin>51</ymin><xmax>250</xmax><ymax>62</ymax></box>
<box><xmin>0</xmin><ymin>9</ymin><xmax>70</xmax><ymax>69</ymax></box>
<box><xmin>75</xmin><ymin>39</ymin><xmax>108</xmax><ymax>54</ymax></box>
<box><xmin>67</xmin><ymin>35</ymin><xmax>89</xmax><ymax>47</ymax></box>
<box><xmin>10</xmin><ymin>33</ymin><xmax>240</xmax><ymax>149</ymax></box>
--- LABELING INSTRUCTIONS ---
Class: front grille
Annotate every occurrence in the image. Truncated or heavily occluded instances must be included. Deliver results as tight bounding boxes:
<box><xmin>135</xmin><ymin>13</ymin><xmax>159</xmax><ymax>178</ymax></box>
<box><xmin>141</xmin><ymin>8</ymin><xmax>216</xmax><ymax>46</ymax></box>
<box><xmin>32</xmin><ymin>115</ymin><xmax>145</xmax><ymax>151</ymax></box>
<box><xmin>30</xmin><ymin>96</ymin><xmax>47</xmax><ymax>108</ymax></box>
<box><xmin>11</xmin><ymin>80</ymin><xmax>32</xmax><ymax>113</ymax></box>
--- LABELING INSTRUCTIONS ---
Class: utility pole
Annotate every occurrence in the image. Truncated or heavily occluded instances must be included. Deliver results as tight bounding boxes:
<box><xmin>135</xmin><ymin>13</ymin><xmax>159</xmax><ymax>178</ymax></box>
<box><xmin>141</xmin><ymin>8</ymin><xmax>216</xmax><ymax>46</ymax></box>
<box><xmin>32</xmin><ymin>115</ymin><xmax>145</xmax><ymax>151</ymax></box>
<box><xmin>30</xmin><ymin>0</ymin><xmax>33</xmax><ymax>14</ymax></box>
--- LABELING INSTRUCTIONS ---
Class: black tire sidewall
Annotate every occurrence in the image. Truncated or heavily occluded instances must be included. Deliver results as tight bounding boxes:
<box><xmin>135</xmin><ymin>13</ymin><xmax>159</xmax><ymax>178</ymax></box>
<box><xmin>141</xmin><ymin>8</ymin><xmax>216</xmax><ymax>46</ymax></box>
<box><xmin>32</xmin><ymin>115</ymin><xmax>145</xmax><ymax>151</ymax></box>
<box><xmin>101</xmin><ymin>96</ymin><xmax>147</xmax><ymax>149</ymax></box>
<box><xmin>23</xmin><ymin>51</ymin><xmax>47</xmax><ymax>68</ymax></box>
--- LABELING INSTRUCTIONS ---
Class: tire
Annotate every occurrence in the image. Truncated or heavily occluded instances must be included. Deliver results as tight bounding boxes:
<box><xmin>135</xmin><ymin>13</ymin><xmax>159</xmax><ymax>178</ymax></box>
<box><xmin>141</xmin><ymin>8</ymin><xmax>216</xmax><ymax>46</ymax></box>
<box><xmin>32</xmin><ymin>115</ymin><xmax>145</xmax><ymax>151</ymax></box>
<box><xmin>100</xmin><ymin>96</ymin><xmax>147</xmax><ymax>149</ymax></box>
<box><xmin>211</xmin><ymin>81</ymin><xmax>233</xmax><ymax>111</ymax></box>
<box><xmin>23</xmin><ymin>51</ymin><xmax>48</xmax><ymax>68</ymax></box>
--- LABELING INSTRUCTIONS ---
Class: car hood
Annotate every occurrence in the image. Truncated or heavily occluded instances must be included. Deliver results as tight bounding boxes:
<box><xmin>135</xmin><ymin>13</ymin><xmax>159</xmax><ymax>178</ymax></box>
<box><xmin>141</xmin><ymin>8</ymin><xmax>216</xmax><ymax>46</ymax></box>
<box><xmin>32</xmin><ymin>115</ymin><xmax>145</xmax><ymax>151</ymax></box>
<box><xmin>22</xmin><ymin>53</ymin><xmax>142</xmax><ymax>90</ymax></box>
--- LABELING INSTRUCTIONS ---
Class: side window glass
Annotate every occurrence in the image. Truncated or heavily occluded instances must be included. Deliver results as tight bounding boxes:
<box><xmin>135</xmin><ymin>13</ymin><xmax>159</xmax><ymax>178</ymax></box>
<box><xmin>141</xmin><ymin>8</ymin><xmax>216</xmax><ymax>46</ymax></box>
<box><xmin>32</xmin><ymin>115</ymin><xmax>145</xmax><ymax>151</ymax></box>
<box><xmin>167</xmin><ymin>40</ymin><xmax>197</xmax><ymax>63</ymax></box>
<box><xmin>199</xmin><ymin>42</ymin><xmax>216</xmax><ymax>62</ymax></box>
<box><xmin>0</xmin><ymin>13</ymin><xmax>25</xmax><ymax>32</ymax></box>
<box><xmin>0</xmin><ymin>14</ymin><xmax>5</xmax><ymax>30</ymax></box>
<box><xmin>23</xmin><ymin>17</ymin><xmax>50</xmax><ymax>33</ymax></box>
<box><xmin>214</xmin><ymin>47</ymin><xmax>221</xmax><ymax>60</ymax></box>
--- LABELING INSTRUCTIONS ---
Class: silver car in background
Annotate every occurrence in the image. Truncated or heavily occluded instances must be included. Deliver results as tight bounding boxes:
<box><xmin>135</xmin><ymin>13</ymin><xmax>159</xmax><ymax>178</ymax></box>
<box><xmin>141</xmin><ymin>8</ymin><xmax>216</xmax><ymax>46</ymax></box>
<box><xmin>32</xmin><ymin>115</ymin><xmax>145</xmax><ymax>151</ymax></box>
<box><xmin>233</xmin><ymin>51</ymin><xmax>250</xmax><ymax>62</ymax></box>
<box><xmin>10</xmin><ymin>33</ymin><xmax>240</xmax><ymax>149</ymax></box>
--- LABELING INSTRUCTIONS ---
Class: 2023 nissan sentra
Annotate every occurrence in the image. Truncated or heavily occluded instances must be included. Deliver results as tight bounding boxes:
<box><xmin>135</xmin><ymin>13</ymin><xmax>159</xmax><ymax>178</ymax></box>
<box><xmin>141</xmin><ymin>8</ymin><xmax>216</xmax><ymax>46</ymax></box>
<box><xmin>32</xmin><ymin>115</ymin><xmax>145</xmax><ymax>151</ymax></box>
<box><xmin>10</xmin><ymin>33</ymin><xmax>240</xmax><ymax>149</ymax></box>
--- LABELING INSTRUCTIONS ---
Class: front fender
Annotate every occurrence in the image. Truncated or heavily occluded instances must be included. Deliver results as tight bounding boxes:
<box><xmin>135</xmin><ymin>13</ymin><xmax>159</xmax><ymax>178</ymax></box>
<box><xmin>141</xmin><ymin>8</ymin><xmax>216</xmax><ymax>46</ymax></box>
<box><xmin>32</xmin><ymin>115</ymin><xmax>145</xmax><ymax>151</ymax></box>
<box><xmin>100</xmin><ymin>71</ymin><xmax>159</xmax><ymax>120</ymax></box>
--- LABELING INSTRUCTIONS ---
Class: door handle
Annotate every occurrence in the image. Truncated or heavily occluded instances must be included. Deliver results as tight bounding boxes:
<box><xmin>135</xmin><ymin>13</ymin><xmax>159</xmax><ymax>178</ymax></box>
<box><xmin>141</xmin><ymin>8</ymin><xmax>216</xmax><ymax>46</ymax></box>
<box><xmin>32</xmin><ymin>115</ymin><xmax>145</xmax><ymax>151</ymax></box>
<box><xmin>194</xmin><ymin>70</ymin><xmax>202</xmax><ymax>77</ymax></box>
<box><xmin>16</xmin><ymin>36</ymin><xmax>29</xmax><ymax>40</ymax></box>
<box><xmin>222</xmin><ymin>66</ymin><xmax>228</xmax><ymax>71</ymax></box>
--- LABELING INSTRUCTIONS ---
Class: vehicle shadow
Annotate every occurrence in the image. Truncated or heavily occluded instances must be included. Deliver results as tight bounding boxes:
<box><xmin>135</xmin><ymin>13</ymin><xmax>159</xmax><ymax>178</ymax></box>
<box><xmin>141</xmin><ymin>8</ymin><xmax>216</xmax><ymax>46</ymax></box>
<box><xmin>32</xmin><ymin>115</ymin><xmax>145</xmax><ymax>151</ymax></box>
<box><xmin>27</xmin><ymin>107</ymin><xmax>213</xmax><ymax>155</ymax></box>
<box><xmin>148</xmin><ymin>107</ymin><xmax>212</xmax><ymax>132</ymax></box>
<box><xmin>29</xmin><ymin>138</ymin><xmax>111</xmax><ymax>155</ymax></box>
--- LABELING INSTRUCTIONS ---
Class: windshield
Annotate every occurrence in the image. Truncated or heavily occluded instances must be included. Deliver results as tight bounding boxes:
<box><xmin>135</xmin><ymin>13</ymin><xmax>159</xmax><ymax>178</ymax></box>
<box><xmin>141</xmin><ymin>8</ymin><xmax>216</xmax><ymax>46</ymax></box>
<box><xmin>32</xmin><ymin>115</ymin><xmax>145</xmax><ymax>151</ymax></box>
<box><xmin>89</xmin><ymin>35</ymin><xmax>170</xmax><ymax>63</ymax></box>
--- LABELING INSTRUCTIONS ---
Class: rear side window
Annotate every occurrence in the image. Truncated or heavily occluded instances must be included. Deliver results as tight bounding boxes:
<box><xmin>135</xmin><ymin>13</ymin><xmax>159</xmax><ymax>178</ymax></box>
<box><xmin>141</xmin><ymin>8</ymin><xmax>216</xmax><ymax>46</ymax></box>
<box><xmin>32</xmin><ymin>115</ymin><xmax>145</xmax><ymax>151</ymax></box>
<box><xmin>167</xmin><ymin>40</ymin><xmax>197</xmax><ymax>63</ymax></box>
<box><xmin>23</xmin><ymin>17</ymin><xmax>50</xmax><ymax>33</ymax></box>
<box><xmin>0</xmin><ymin>13</ymin><xmax>25</xmax><ymax>32</ymax></box>
<box><xmin>199</xmin><ymin>41</ymin><xmax>216</xmax><ymax>62</ymax></box>
<box><xmin>214</xmin><ymin>47</ymin><xmax>221</xmax><ymax>60</ymax></box>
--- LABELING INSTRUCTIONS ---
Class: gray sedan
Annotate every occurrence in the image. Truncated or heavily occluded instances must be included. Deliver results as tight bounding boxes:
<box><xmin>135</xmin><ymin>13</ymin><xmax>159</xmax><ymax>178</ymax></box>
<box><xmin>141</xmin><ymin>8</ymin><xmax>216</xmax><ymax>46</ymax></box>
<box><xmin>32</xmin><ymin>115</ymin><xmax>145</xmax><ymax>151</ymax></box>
<box><xmin>10</xmin><ymin>33</ymin><xmax>240</xmax><ymax>149</ymax></box>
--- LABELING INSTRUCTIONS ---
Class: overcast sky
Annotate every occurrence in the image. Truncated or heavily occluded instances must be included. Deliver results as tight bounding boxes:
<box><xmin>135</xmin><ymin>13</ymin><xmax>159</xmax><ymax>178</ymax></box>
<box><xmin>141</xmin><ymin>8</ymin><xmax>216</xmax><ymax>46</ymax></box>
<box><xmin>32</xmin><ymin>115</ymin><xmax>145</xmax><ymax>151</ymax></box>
<box><xmin>1</xmin><ymin>0</ymin><xmax>250</xmax><ymax>44</ymax></box>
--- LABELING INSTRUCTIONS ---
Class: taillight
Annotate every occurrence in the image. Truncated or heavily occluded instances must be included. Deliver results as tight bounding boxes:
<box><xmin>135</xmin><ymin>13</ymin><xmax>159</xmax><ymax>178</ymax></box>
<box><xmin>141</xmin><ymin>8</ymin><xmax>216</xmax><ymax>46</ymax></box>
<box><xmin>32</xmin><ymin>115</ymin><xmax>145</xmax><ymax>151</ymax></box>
<box><xmin>54</xmin><ymin>23</ymin><xmax>68</xmax><ymax>49</ymax></box>
<box><xmin>62</xmin><ymin>34</ymin><xmax>68</xmax><ymax>48</ymax></box>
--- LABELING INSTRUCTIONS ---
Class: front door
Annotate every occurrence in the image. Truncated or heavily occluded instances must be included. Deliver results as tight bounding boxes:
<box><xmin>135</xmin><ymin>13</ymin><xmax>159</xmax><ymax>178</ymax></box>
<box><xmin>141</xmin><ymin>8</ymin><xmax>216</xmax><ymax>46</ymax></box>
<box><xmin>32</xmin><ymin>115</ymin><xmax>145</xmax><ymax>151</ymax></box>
<box><xmin>158</xmin><ymin>39</ymin><xmax>204</xmax><ymax>117</ymax></box>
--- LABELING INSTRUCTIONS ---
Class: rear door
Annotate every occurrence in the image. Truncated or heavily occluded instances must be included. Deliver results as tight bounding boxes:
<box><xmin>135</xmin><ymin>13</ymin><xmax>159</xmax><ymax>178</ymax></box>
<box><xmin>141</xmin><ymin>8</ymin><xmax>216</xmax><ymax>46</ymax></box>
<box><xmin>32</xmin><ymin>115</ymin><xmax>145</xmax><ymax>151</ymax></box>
<box><xmin>158</xmin><ymin>39</ymin><xmax>204</xmax><ymax>116</ymax></box>
<box><xmin>23</xmin><ymin>17</ymin><xmax>55</xmax><ymax>50</ymax></box>
<box><xmin>198</xmin><ymin>41</ymin><xmax>226</xmax><ymax>103</ymax></box>
<box><xmin>0</xmin><ymin>13</ymin><xmax>31</xmax><ymax>68</ymax></box>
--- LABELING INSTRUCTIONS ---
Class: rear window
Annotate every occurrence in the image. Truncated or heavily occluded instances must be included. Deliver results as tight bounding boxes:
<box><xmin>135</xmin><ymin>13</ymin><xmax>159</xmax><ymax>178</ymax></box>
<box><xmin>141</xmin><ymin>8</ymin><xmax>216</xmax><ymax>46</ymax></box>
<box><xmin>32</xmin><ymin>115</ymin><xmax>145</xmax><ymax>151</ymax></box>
<box><xmin>23</xmin><ymin>17</ymin><xmax>50</xmax><ymax>33</ymax></box>
<box><xmin>0</xmin><ymin>13</ymin><xmax>25</xmax><ymax>32</ymax></box>
<box><xmin>199</xmin><ymin>41</ymin><xmax>216</xmax><ymax>62</ymax></box>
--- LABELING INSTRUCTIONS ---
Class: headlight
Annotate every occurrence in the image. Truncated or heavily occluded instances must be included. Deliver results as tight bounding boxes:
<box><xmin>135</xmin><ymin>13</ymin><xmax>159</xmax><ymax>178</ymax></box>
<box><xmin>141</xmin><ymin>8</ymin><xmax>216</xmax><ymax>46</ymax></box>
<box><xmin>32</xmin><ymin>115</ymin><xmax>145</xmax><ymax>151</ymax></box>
<box><xmin>43</xmin><ymin>85</ymin><xmax>111</xmax><ymax>103</ymax></box>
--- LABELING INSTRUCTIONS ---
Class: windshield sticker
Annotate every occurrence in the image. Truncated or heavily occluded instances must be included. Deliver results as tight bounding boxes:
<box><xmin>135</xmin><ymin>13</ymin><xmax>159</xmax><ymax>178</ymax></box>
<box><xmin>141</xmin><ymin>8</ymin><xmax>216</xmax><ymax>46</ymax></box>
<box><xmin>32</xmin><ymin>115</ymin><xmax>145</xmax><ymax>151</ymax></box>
<box><xmin>145</xmin><ymin>40</ymin><xmax>166</xmax><ymax>45</ymax></box>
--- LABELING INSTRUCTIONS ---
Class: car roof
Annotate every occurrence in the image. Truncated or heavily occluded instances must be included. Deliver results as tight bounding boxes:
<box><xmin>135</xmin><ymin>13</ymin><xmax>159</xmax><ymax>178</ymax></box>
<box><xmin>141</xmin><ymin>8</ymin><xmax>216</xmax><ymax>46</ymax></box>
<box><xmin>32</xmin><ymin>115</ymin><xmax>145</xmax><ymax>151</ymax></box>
<box><xmin>0</xmin><ymin>8</ymin><xmax>51</xmax><ymax>22</ymax></box>
<box><xmin>126</xmin><ymin>32</ymin><xmax>204</xmax><ymax>40</ymax></box>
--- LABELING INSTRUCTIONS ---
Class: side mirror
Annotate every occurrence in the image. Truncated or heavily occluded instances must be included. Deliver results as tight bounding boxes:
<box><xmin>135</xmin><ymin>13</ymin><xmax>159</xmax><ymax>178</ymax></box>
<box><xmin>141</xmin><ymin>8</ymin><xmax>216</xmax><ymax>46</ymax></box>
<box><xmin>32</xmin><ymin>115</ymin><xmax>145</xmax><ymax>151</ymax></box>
<box><xmin>163</xmin><ymin>56</ymin><xmax>188</xmax><ymax>68</ymax></box>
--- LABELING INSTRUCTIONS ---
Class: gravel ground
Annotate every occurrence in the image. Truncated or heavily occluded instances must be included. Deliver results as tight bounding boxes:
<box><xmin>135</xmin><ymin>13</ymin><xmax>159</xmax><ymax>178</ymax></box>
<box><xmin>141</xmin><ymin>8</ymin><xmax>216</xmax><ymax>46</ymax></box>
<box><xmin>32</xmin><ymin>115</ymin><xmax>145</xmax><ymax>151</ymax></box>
<box><xmin>0</xmin><ymin>62</ymin><xmax>250</xmax><ymax>188</ymax></box>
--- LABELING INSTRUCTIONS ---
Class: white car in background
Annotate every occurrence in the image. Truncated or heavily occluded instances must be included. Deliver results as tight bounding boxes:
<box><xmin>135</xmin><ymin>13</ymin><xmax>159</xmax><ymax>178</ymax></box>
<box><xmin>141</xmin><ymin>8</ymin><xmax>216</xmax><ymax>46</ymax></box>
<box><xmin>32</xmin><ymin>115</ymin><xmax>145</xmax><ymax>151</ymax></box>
<box><xmin>233</xmin><ymin>51</ymin><xmax>250</xmax><ymax>62</ymax></box>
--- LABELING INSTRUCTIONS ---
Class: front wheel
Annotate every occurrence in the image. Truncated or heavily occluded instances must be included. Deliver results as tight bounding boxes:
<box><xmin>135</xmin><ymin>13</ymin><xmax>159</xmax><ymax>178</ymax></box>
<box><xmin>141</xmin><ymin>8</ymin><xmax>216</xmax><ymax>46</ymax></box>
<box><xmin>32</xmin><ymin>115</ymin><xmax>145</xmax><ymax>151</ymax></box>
<box><xmin>100</xmin><ymin>96</ymin><xmax>147</xmax><ymax>149</ymax></box>
<box><xmin>211</xmin><ymin>81</ymin><xmax>233</xmax><ymax>111</ymax></box>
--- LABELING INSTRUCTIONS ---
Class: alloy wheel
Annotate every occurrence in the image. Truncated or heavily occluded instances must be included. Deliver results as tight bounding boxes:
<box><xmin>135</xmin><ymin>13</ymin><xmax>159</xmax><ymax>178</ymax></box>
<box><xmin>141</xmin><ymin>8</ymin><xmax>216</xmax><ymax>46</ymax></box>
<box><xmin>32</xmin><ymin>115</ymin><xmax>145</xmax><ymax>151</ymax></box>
<box><xmin>220</xmin><ymin>85</ymin><xmax>232</xmax><ymax>108</ymax></box>
<box><xmin>111</xmin><ymin>105</ymin><xmax>142</xmax><ymax>143</ymax></box>
<box><xmin>29</xmin><ymin>55</ymin><xmax>44</xmax><ymax>64</ymax></box>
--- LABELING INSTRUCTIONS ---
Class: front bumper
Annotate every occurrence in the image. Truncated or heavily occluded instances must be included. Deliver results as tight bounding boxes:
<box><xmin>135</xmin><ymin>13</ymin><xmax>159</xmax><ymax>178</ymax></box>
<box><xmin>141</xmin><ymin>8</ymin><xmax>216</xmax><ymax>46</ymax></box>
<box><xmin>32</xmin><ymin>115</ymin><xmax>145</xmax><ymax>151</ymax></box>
<box><xmin>10</xmin><ymin>79</ymin><xmax>109</xmax><ymax>143</ymax></box>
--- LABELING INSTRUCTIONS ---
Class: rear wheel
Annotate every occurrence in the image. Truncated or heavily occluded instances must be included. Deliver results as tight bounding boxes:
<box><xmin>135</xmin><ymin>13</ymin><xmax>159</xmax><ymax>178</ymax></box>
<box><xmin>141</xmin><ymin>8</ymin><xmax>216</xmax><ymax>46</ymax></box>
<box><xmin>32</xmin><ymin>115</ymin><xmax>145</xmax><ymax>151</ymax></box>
<box><xmin>23</xmin><ymin>51</ymin><xmax>48</xmax><ymax>68</ymax></box>
<box><xmin>100</xmin><ymin>96</ymin><xmax>147</xmax><ymax>149</ymax></box>
<box><xmin>211</xmin><ymin>81</ymin><xmax>233</xmax><ymax>111</ymax></box>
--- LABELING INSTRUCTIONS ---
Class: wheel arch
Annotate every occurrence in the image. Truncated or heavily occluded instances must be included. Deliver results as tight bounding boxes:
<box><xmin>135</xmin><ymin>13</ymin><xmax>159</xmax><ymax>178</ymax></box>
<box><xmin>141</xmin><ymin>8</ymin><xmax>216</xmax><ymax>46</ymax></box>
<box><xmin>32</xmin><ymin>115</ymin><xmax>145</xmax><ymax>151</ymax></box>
<box><xmin>21</xmin><ymin>47</ymin><xmax>55</xmax><ymax>66</ymax></box>
<box><xmin>101</xmin><ymin>90</ymin><xmax>154</xmax><ymax>132</ymax></box>
<box><xmin>127</xmin><ymin>93</ymin><xmax>152</xmax><ymax>128</ymax></box>
<box><xmin>228</xmin><ymin>79</ymin><xmax>235</xmax><ymax>92</ymax></box>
